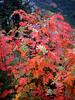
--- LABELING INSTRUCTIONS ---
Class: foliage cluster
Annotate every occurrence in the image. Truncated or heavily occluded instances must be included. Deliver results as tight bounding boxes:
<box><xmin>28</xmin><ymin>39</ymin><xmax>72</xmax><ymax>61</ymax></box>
<box><xmin>0</xmin><ymin>9</ymin><xmax>75</xmax><ymax>100</ymax></box>
<box><xmin>0</xmin><ymin>0</ymin><xmax>35</xmax><ymax>31</ymax></box>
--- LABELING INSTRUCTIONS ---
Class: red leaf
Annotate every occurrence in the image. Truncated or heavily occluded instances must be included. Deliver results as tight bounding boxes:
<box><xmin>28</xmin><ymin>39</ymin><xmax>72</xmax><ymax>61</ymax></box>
<box><xmin>0</xmin><ymin>89</ymin><xmax>13</xmax><ymax>98</ymax></box>
<box><xmin>19</xmin><ymin>78</ymin><xmax>28</xmax><ymax>86</ymax></box>
<box><xmin>19</xmin><ymin>22</ymin><xmax>27</xmax><ymax>27</ymax></box>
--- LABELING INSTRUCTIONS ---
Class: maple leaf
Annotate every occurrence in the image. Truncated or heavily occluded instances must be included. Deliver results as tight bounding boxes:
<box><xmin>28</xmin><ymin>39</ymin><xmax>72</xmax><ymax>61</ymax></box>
<box><xmin>15</xmin><ymin>93</ymin><xmax>21</xmax><ymax>100</ymax></box>
<box><xmin>32</xmin><ymin>70</ymin><xmax>40</xmax><ymax>78</ymax></box>
<box><xmin>55</xmin><ymin>96</ymin><xmax>64</xmax><ymax>100</ymax></box>
<box><xmin>28</xmin><ymin>57</ymin><xmax>37</xmax><ymax>69</ymax></box>
<box><xmin>43</xmin><ymin>75</ymin><xmax>49</xmax><ymax>85</ymax></box>
<box><xmin>19</xmin><ymin>77</ymin><xmax>28</xmax><ymax>86</ymax></box>
<box><xmin>72</xmin><ymin>89</ymin><xmax>75</xmax><ymax>95</ymax></box>
<box><xmin>49</xmin><ymin>20</ymin><xmax>56</xmax><ymax>31</ymax></box>
<box><xmin>19</xmin><ymin>22</ymin><xmax>28</xmax><ymax>27</ymax></box>
<box><xmin>41</xmin><ymin>27</ymin><xmax>48</xmax><ymax>35</ymax></box>
<box><xmin>64</xmin><ymin>73</ymin><xmax>74</xmax><ymax>87</ymax></box>
<box><xmin>46</xmin><ymin>88</ymin><xmax>53</xmax><ymax>96</ymax></box>
<box><xmin>50</xmin><ymin>14</ymin><xmax>64</xmax><ymax>21</ymax></box>
<box><xmin>36</xmin><ymin>45</ymin><xmax>48</xmax><ymax>55</ymax></box>
<box><xmin>0</xmin><ymin>89</ymin><xmax>13</xmax><ymax>98</ymax></box>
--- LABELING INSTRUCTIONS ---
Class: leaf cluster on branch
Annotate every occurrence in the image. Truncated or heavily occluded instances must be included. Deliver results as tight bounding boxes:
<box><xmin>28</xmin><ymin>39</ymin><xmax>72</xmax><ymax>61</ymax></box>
<box><xmin>0</xmin><ymin>9</ymin><xmax>75</xmax><ymax>100</ymax></box>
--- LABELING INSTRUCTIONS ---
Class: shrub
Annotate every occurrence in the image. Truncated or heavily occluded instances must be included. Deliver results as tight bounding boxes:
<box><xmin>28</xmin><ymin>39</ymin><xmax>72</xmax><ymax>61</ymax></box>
<box><xmin>0</xmin><ymin>9</ymin><xmax>75</xmax><ymax>100</ymax></box>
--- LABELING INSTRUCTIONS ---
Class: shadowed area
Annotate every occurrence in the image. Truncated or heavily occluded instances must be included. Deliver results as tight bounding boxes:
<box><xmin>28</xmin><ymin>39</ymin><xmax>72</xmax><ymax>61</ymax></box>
<box><xmin>33</xmin><ymin>0</ymin><xmax>75</xmax><ymax>27</ymax></box>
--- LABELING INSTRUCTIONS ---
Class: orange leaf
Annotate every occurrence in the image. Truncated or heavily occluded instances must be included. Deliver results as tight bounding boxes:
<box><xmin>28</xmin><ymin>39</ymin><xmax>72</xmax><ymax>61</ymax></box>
<box><xmin>41</xmin><ymin>27</ymin><xmax>48</xmax><ymax>35</ymax></box>
<box><xmin>64</xmin><ymin>73</ymin><xmax>74</xmax><ymax>87</ymax></box>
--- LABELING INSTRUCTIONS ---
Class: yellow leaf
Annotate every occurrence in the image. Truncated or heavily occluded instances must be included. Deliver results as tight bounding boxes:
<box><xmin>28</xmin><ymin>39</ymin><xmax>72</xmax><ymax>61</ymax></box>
<box><xmin>15</xmin><ymin>93</ymin><xmax>21</xmax><ymax>100</ymax></box>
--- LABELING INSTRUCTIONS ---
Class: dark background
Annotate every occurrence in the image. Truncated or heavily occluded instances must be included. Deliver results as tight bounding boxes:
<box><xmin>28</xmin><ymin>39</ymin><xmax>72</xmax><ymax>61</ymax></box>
<box><xmin>0</xmin><ymin>0</ymin><xmax>75</xmax><ymax>27</ymax></box>
<box><xmin>34</xmin><ymin>0</ymin><xmax>75</xmax><ymax>27</ymax></box>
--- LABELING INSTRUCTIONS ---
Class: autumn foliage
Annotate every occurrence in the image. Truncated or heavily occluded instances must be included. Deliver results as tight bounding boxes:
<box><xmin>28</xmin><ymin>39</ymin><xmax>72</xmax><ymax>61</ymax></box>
<box><xmin>0</xmin><ymin>9</ymin><xmax>75</xmax><ymax>100</ymax></box>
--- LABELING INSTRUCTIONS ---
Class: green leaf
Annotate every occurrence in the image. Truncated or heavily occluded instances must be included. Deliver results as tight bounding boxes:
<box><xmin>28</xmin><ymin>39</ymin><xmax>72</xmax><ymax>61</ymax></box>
<box><xmin>46</xmin><ymin>89</ymin><xmax>53</xmax><ymax>95</ymax></box>
<box><xmin>13</xmin><ymin>50</ymin><xmax>20</xmax><ymax>57</ymax></box>
<box><xmin>72</xmin><ymin>69</ymin><xmax>75</xmax><ymax>76</ymax></box>
<box><xmin>21</xmin><ymin>45</ymin><xmax>29</xmax><ymax>52</ymax></box>
<box><xmin>57</xmin><ymin>66</ymin><xmax>64</xmax><ymax>71</ymax></box>
<box><xmin>18</xmin><ymin>26</ymin><xmax>27</xmax><ymax>32</ymax></box>
<box><xmin>9</xmin><ymin>58</ymin><xmax>20</xmax><ymax>66</ymax></box>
